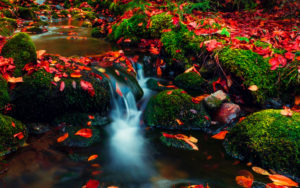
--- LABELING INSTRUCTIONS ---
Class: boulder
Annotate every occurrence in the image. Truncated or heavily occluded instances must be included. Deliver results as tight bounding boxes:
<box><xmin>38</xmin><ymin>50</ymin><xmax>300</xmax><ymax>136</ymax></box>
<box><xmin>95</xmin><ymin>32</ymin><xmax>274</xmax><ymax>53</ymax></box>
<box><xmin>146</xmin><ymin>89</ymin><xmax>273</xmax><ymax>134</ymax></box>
<box><xmin>215</xmin><ymin>103</ymin><xmax>241</xmax><ymax>124</ymax></box>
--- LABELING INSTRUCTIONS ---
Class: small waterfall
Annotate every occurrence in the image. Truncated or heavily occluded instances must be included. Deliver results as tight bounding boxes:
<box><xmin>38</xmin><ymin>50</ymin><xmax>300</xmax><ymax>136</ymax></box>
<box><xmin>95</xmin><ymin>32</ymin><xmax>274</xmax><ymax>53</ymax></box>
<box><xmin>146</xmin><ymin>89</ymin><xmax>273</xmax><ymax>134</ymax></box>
<box><xmin>105</xmin><ymin>62</ymin><xmax>154</xmax><ymax>185</ymax></box>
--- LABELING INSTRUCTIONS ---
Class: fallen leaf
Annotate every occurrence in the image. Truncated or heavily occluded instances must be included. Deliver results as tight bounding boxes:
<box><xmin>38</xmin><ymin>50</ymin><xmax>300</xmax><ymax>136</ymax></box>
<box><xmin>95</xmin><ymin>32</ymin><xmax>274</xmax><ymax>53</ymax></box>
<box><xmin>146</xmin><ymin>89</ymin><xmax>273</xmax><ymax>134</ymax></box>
<box><xmin>115</xmin><ymin>83</ymin><xmax>123</xmax><ymax>97</ymax></box>
<box><xmin>83</xmin><ymin>179</ymin><xmax>100</xmax><ymax>188</ymax></box>
<box><xmin>70</xmin><ymin>72</ymin><xmax>82</xmax><ymax>78</ymax></box>
<box><xmin>280</xmin><ymin>108</ymin><xmax>293</xmax><ymax>117</ymax></box>
<box><xmin>37</xmin><ymin>50</ymin><xmax>46</xmax><ymax>59</ymax></box>
<box><xmin>11</xmin><ymin>122</ymin><xmax>15</xmax><ymax>128</ymax></box>
<box><xmin>14</xmin><ymin>132</ymin><xmax>24</xmax><ymax>140</ymax></box>
<box><xmin>235</xmin><ymin>176</ymin><xmax>253</xmax><ymax>188</ymax></box>
<box><xmin>60</xmin><ymin>81</ymin><xmax>65</xmax><ymax>92</ymax></box>
<box><xmin>157</xmin><ymin>66</ymin><xmax>162</xmax><ymax>77</ymax></box>
<box><xmin>175</xmin><ymin>119</ymin><xmax>184</xmax><ymax>125</ymax></box>
<box><xmin>268</xmin><ymin>174</ymin><xmax>298</xmax><ymax>187</ymax></box>
<box><xmin>7</xmin><ymin>76</ymin><xmax>23</xmax><ymax>83</ymax></box>
<box><xmin>252</xmin><ymin>166</ymin><xmax>270</xmax><ymax>175</ymax></box>
<box><xmin>211</xmin><ymin>131</ymin><xmax>228</xmax><ymax>140</ymax></box>
<box><xmin>75</xmin><ymin>128</ymin><xmax>93</xmax><ymax>138</ymax></box>
<box><xmin>248</xmin><ymin>85</ymin><xmax>258</xmax><ymax>91</ymax></box>
<box><xmin>57</xmin><ymin>133</ymin><xmax>69</xmax><ymax>143</ymax></box>
<box><xmin>88</xmin><ymin>154</ymin><xmax>98</xmax><ymax>161</ymax></box>
<box><xmin>167</xmin><ymin>90</ymin><xmax>173</xmax><ymax>95</ymax></box>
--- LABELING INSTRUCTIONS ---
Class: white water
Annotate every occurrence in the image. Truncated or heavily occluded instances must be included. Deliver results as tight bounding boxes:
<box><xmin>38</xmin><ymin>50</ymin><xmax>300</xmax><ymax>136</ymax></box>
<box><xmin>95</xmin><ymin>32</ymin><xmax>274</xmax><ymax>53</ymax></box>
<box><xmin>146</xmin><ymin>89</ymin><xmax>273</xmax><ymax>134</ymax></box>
<box><xmin>106</xmin><ymin>62</ymin><xmax>154</xmax><ymax>185</ymax></box>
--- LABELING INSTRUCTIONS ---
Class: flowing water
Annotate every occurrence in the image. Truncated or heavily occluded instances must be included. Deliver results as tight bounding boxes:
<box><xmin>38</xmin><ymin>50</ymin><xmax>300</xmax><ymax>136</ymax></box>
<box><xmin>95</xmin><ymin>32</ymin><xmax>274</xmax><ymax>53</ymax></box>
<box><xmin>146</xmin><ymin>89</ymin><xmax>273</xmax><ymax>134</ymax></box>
<box><xmin>0</xmin><ymin>22</ymin><xmax>271</xmax><ymax>188</ymax></box>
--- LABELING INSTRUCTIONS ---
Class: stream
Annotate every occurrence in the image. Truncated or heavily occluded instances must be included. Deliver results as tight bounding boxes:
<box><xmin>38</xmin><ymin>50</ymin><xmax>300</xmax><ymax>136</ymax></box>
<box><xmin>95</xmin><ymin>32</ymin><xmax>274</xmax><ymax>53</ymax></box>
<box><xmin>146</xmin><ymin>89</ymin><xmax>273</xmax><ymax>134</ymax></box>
<box><xmin>0</xmin><ymin>21</ymin><xmax>270</xmax><ymax>188</ymax></box>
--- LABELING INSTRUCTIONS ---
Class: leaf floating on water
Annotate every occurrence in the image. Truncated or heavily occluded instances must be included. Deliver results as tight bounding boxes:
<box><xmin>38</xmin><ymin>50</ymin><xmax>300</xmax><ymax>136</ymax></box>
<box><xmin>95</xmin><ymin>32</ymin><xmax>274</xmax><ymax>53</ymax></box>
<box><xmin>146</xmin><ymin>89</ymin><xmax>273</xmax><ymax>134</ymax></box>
<box><xmin>235</xmin><ymin>176</ymin><xmax>253</xmax><ymax>188</ymax></box>
<box><xmin>211</xmin><ymin>131</ymin><xmax>228</xmax><ymax>140</ymax></box>
<box><xmin>115</xmin><ymin>83</ymin><xmax>123</xmax><ymax>97</ymax></box>
<box><xmin>248</xmin><ymin>85</ymin><xmax>258</xmax><ymax>91</ymax></box>
<box><xmin>252</xmin><ymin>166</ymin><xmax>270</xmax><ymax>175</ymax></box>
<box><xmin>97</xmin><ymin>68</ymin><xmax>106</xmax><ymax>73</ymax></box>
<box><xmin>75</xmin><ymin>128</ymin><xmax>93</xmax><ymax>138</ymax></box>
<box><xmin>268</xmin><ymin>174</ymin><xmax>298</xmax><ymax>187</ymax></box>
<box><xmin>82</xmin><ymin>179</ymin><xmax>100</xmax><ymax>188</ymax></box>
<box><xmin>88</xmin><ymin>154</ymin><xmax>98</xmax><ymax>161</ymax></box>
<box><xmin>57</xmin><ymin>133</ymin><xmax>69</xmax><ymax>143</ymax></box>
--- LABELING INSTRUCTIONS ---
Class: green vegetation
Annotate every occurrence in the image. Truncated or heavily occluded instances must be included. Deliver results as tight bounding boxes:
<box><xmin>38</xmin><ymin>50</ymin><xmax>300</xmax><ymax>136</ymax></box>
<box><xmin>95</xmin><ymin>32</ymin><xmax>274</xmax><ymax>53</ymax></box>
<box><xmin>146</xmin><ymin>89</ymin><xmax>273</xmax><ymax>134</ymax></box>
<box><xmin>1</xmin><ymin>32</ymin><xmax>37</xmax><ymax>76</ymax></box>
<box><xmin>144</xmin><ymin>89</ymin><xmax>210</xmax><ymax>129</ymax></box>
<box><xmin>0</xmin><ymin>113</ymin><xmax>27</xmax><ymax>156</ymax></box>
<box><xmin>174</xmin><ymin>72</ymin><xmax>207</xmax><ymax>94</ymax></box>
<box><xmin>0</xmin><ymin>17</ymin><xmax>17</xmax><ymax>36</ymax></box>
<box><xmin>17</xmin><ymin>7</ymin><xmax>37</xmax><ymax>20</ymax></box>
<box><xmin>149</xmin><ymin>13</ymin><xmax>173</xmax><ymax>38</ymax></box>
<box><xmin>225</xmin><ymin>109</ymin><xmax>300</xmax><ymax>177</ymax></box>
<box><xmin>0</xmin><ymin>75</ymin><xmax>10</xmax><ymax>110</ymax></box>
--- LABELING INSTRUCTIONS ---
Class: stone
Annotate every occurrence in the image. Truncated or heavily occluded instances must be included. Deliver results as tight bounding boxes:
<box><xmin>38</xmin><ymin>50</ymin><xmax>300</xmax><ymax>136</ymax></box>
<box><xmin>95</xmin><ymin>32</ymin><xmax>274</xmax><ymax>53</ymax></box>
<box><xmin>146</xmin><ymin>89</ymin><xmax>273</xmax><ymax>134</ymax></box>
<box><xmin>215</xmin><ymin>103</ymin><xmax>240</xmax><ymax>124</ymax></box>
<box><xmin>204</xmin><ymin>90</ymin><xmax>228</xmax><ymax>111</ymax></box>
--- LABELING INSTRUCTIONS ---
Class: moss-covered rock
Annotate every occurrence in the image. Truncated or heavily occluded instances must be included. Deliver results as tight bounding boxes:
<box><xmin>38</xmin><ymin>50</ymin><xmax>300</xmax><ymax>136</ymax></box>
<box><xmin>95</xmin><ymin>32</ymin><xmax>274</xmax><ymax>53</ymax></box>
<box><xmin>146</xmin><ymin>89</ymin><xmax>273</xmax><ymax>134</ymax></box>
<box><xmin>218</xmin><ymin>47</ymin><xmax>277</xmax><ymax>103</ymax></box>
<box><xmin>149</xmin><ymin>13</ymin><xmax>173</xmax><ymax>38</ymax></box>
<box><xmin>224</xmin><ymin>109</ymin><xmax>300</xmax><ymax>177</ymax></box>
<box><xmin>174</xmin><ymin>72</ymin><xmax>207</xmax><ymax>94</ymax></box>
<box><xmin>109</xmin><ymin>13</ymin><xmax>149</xmax><ymax>43</ymax></box>
<box><xmin>0</xmin><ymin>75</ymin><xmax>10</xmax><ymax>110</ymax></box>
<box><xmin>144</xmin><ymin>89</ymin><xmax>210</xmax><ymax>130</ymax></box>
<box><xmin>12</xmin><ymin>68</ymin><xmax>110</xmax><ymax>122</ymax></box>
<box><xmin>146</xmin><ymin>78</ymin><xmax>171</xmax><ymax>91</ymax></box>
<box><xmin>26</xmin><ymin>26</ymin><xmax>43</xmax><ymax>34</ymax></box>
<box><xmin>0</xmin><ymin>113</ymin><xmax>27</xmax><ymax>156</ymax></box>
<box><xmin>91</xmin><ymin>27</ymin><xmax>105</xmax><ymax>38</ymax></box>
<box><xmin>1</xmin><ymin>32</ymin><xmax>37</xmax><ymax>76</ymax></box>
<box><xmin>17</xmin><ymin>7</ymin><xmax>37</xmax><ymax>20</ymax></box>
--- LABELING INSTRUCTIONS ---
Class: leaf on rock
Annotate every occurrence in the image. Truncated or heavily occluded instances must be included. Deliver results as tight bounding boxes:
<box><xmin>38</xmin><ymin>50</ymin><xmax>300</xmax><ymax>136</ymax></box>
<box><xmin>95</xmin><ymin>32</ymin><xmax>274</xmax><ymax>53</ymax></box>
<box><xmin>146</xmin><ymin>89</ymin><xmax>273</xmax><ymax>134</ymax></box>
<box><xmin>211</xmin><ymin>131</ymin><xmax>228</xmax><ymax>140</ymax></box>
<box><xmin>88</xmin><ymin>154</ymin><xmax>98</xmax><ymax>161</ymax></box>
<box><xmin>75</xmin><ymin>128</ymin><xmax>93</xmax><ymax>138</ymax></box>
<box><xmin>268</xmin><ymin>174</ymin><xmax>298</xmax><ymax>187</ymax></box>
<box><xmin>57</xmin><ymin>133</ymin><xmax>69</xmax><ymax>143</ymax></box>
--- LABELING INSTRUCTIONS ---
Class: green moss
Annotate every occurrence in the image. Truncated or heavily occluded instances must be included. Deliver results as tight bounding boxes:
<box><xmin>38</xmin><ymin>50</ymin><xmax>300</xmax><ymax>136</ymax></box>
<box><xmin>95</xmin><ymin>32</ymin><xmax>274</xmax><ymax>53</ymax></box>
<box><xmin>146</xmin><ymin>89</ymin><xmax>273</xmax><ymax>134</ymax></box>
<box><xmin>0</xmin><ymin>75</ymin><xmax>10</xmax><ymax>109</ymax></box>
<box><xmin>225</xmin><ymin>109</ymin><xmax>300</xmax><ymax>177</ymax></box>
<box><xmin>174</xmin><ymin>72</ymin><xmax>207</xmax><ymax>94</ymax></box>
<box><xmin>0</xmin><ymin>17</ymin><xmax>17</xmax><ymax>36</ymax></box>
<box><xmin>0</xmin><ymin>113</ymin><xmax>27</xmax><ymax>156</ymax></box>
<box><xmin>144</xmin><ymin>89</ymin><xmax>210</xmax><ymax>130</ymax></box>
<box><xmin>146</xmin><ymin>78</ymin><xmax>171</xmax><ymax>91</ymax></box>
<box><xmin>26</xmin><ymin>26</ymin><xmax>43</xmax><ymax>34</ymax></box>
<box><xmin>149</xmin><ymin>13</ymin><xmax>173</xmax><ymax>38</ymax></box>
<box><xmin>1</xmin><ymin>32</ymin><xmax>37</xmax><ymax>76</ymax></box>
<box><xmin>219</xmin><ymin>47</ymin><xmax>277</xmax><ymax>103</ymax></box>
<box><xmin>12</xmin><ymin>68</ymin><xmax>111</xmax><ymax>122</ymax></box>
<box><xmin>254</xmin><ymin>40</ymin><xmax>271</xmax><ymax>49</ymax></box>
<box><xmin>17</xmin><ymin>7</ymin><xmax>37</xmax><ymax>20</ymax></box>
<box><xmin>91</xmin><ymin>27</ymin><xmax>103</xmax><ymax>38</ymax></box>
<box><xmin>109</xmin><ymin>13</ymin><xmax>149</xmax><ymax>43</ymax></box>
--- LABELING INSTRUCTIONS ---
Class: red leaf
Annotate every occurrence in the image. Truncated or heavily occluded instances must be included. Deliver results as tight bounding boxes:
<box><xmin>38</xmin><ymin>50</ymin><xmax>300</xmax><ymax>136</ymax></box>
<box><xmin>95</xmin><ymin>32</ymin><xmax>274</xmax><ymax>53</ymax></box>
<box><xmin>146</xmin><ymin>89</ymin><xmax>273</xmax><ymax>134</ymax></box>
<box><xmin>14</xmin><ymin>132</ymin><xmax>24</xmax><ymax>140</ymax></box>
<box><xmin>11</xmin><ymin>122</ymin><xmax>15</xmax><ymax>128</ymax></box>
<box><xmin>84</xmin><ymin>179</ymin><xmax>100</xmax><ymax>188</ymax></box>
<box><xmin>211</xmin><ymin>131</ymin><xmax>228</xmax><ymax>140</ymax></box>
<box><xmin>57</xmin><ymin>133</ymin><xmax>69</xmax><ymax>143</ymax></box>
<box><xmin>75</xmin><ymin>128</ymin><xmax>93</xmax><ymax>138</ymax></box>
<box><xmin>88</xmin><ymin>154</ymin><xmax>98</xmax><ymax>161</ymax></box>
<box><xmin>157</xmin><ymin>66</ymin><xmax>162</xmax><ymax>77</ymax></box>
<box><xmin>115</xmin><ymin>83</ymin><xmax>123</xmax><ymax>97</ymax></box>
<box><xmin>80</xmin><ymin>80</ymin><xmax>95</xmax><ymax>97</ymax></box>
<box><xmin>235</xmin><ymin>176</ymin><xmax>253</xmax><ymax>188</ymax></box>
<box><xmin>60</xmin><ymin>81</ymin><xmax>65</xmax><ymax>92</ymax></box>
<box><xmin>167</xmin><ymin>90</ymin><xmax>173</xmax><ymax>95</ymax></box>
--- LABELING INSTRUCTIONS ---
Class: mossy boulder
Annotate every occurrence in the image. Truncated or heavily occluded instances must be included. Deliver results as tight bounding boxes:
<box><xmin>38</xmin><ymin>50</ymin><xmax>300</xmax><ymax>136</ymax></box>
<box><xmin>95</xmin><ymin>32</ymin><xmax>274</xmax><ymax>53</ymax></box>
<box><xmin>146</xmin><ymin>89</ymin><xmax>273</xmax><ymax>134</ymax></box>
<box><xmin>224</xmin><ymin>109</ymin><xmax>300</xmax><ymax>177</ymax></box>
<box><xmin>109</xmin><ymin>13</ymin><xmax>149</xmax><ymax>43</ymax></box>
<box><xmin>91</xmin><ymin>27</ymin><xmax>105</xmax><ymax>38</ymax></box>
<box><xmin>0</xmin><ymin>75</ymin><xmax>10</xmax><ymax>110</ymax></box>
<box><xmin>146</xmin><ymin>78</ymin><xmax>171</xmax><ymax>91</ymax></box>
<box><xmin>0</xmin><ymin>113</ymin><xmax>27</xmax><ymax>156</ymax></box>
<box><xmin>144</xmin><ymin>89</ymin><xmax>210</xmax><ymax>130</ymax></box>
<box><xmin>149</xmin><ymin>13</ymin><xmax>173</xmax><ymax>38</ymax></box>
<box><xmin>26</xmin><ymin>26</ymin><xmax>43</xmax><ymax>34</ymax></box>
<box><xmin>1</xmin><ymin>32</ymin><xmax>37</xmax><ymax>76</ymax></box>
<box><xmin>12</xmin><ymin>68</ymin><xmax>110</xmax><ymax>122</ymax></box>
<box><xmin>174</xmin><ymin>72</ymin><xmax>207</xmax><ymax>94</ymax></box>
<box><xmin>218</xmin><ymin>47</ymin><xmax>277</xmax><ymax>103</ymax></box>
<box><xmin>17</xmin><ymin>7</ymin><xmax>37</xmax><ymax>20</ymax></box>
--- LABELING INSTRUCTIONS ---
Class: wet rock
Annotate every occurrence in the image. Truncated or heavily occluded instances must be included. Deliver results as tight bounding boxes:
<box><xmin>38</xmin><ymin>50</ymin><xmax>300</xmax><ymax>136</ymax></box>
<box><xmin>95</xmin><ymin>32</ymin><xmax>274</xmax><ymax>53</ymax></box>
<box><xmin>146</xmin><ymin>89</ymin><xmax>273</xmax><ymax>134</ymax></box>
<box><xmin>0</xmin><ymin>113</ymin><xmax>27</xmax><ymax>156</ymax></box>
<box><xmin>146</xmin><ymin>78</ymin><xmax>171</xmax><ymax>91</ymax></box>
<box><xmin>27</xmin><ymin>123</ymin><xmax>50</xmax><ymax>135</ymax></box>
<box><xmin>174</xmin><ymin>72</ymin><xmax>208</xmax><ymax>95</ymax></box>
<box><xmin>204</xmin><ymin>90</ymin><xmax>228</xmax><ymax>111</ymax></box>
<box><xmin>224</xmin><ymin>109</ymin><xmax>300</xmax><ymax>177</ymax></box>
<box><xmin>215</xmin><ymin>103</ymin><xmax>240</xmax><ymax>124</ymax></box>
<box><xmin>160</xmin><ymin>135</ymin><xmax>195</xmax><ymax>151</ymax></box>
<box><xmin>144</xmin><ymin>89</ymin><xmax>210</xmax><ymax>130</ymax></box>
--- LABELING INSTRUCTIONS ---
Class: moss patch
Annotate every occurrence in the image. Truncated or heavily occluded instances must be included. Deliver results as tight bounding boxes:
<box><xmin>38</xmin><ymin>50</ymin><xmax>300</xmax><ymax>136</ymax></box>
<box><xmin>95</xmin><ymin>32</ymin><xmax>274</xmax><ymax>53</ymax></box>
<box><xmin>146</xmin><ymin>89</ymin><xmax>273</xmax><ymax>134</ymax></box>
<box><xmin>1</xmin><ymin>32</ymin><xmax>37</xmax><ymax>76</ymax></box>
<box><xmin>0</xmin><ymin>75</ymin><xmax>10</xmax><ymax>110</ymax></box>
<box><xmin>174</xmin><ymin>72</ymin><xmax>207</xmax><ymax>94</ymax></box>
<box><xmin>225</xmin><ymin>109</ymin><xmax>300</xmax><ymax>177</ymax></box>
<box><xmin>144</xmin><ymin>89</ymin><xmax>210</xmax><ymax>130</ymax></box>
<box><xmin>0</xmin><ymin>113</ymin><xmax>27</xmax><ymax>156</ymax></box>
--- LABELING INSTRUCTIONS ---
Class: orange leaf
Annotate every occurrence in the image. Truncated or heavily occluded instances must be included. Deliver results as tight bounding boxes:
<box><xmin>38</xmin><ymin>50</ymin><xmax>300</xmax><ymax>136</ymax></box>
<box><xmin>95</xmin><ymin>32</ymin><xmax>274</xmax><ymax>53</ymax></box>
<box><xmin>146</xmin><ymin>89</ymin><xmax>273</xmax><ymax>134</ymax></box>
<box><xmin>157</xmin><ymin>66</ymin><xmax>162</xmax><ymax>77</ymax></box>
<box><xmin>87</xmin><ymin>121</ymin><xmax>92</xmax><ymax>126</ymax></box>
<box><xmin>248</xmin><ymin>85</ymin><xmax>258</xmax><ymax>91</ymax></box>
<box><xmin>74</xmin><ymin>128</ymin><xmax>93</xmax><ymax>138</ymax></box>
<box><xmin>91</xmin><ymin>163</ymin><xmax>101</xmax><ymax>168</ymax></box>
<box><xmin>268</xmin><ymin>174</ymin><xmax>298</xmax><ymax>187</ymax></box>
<box><xmin>88</xmin><ymin>115</ymin><xmax>95</xmax><ymax>119</ymax></box>
<box><xmin>70</xmin><ymin>72</ymin><xmax>82</xmax><ymax>78</ymax></box>
<box><xmin>295</xmin><ymin>96</ymin><xmax>300</xmax><ymax>106</ymax></box>
<box><xmin>116</xmin><ymin>83</ymin><xmax>123</xmax><ymax>97</ymax></box>
<box><xmin>88</xmin><ymin>154</ymin><xmax>98</xmax><ymax>161</ymax></box>
<box><xmin>235</xmin><ymin>176</ymin><xmax>253</xmax><ymax>188</ymax></box>
<box><xmin>175</xmin><ymin>119</ymin><xmax>184</xmax><ymax>125</ymax></box>
<box><xmin>280</xmin><ymin>108</ymin><xmax>293</xmax><ymax>117</ymax></box>
<box><xmin>252</xmin><ymin>166</ymin><xmax>270</xmax><ymax>175</ymax></box>
<box><xmin>57</xmin><ymin>133</ymin><xmax>69</xmax><ymax>143</ymax></box>
<box><xmin>167</xmin><ymin>90</ymin><xmax>173</xmax><ymax>95</ymax></box>
<box><xmin>7</xmin><ymin>76</ymin><xmax>23</xmax><ymax>83</ymax></box>
<box><xmin>14</xmin><ymin>132</ymin><xmax>24</xmax><ymax>140</ymax></box>
<box><xmin>211</xmin><ymin>131</ymin><xmax>228</xmax><ymax>140</ymax></box>
<box><xmin>192</xmin><ymin>94</ymin><xmax>210</xmax><ymax>104</ymax></box>
<box><xmin>91</xmin><ymin>170</ymin><xmax>102</xmax><ymax>176</ymax></box>
<box><xmin>36</xmin><ymin>50</ymin><xmax>46</xmax><ymax>59</ymax></box>
<box><xmin>11</xmin><ymin>122</ymin><xmax>15</xmax><ymax>128</ymax></box>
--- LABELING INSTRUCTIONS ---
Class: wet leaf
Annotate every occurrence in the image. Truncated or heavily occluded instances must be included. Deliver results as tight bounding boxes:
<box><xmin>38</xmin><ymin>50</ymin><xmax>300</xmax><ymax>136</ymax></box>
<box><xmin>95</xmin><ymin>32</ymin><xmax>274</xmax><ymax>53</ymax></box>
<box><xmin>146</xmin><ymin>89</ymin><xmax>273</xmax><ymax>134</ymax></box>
<box><xmin>37</xmin><ymin>50</ymin><xmax>46</xmax><ymax>59</ymax></box>
<box><xmin>14</xmin><ymin>132</ymin><xmax>24</xmax><ymax>140</ymax></box>
<box><xmin>70</xmin><ymin>72</ymin><xmax>82</xmax><ymax>78</ymax></box>
<box><xmin>7</xmin><ymin>76</ymin><xmax>23</xmax><ymax>83</ymax></box>
<box><xmin>252</xmin><ymin>166</ymin><xmax>270</xmax><ymax>175</ymax></box>
<box><xmin>88</xmin><ymin>154</ymin><xmax>98</xmax><ymax>161</ymax></box>
<box><xmin>157</xmin><ymin>66</ymin><xmax>162</xmax><ymax>77</ymax></box>
<box><xmin>235</xmin><ymin>176</ymin><xmax>253</xmax><ymax>188</ymax></box>
<box><xmin>175</xmin><ymin>119</ymin><xmax>184</xmax><ymax>125</ymax></box>
<box><xmin>115</xmin><ymin>83</ymin><xmax>123</xmax><ymax>97</ymax></box>
<box><xmin>57</xmin><ymin>133</ymin><xmax>69</xmax><ymax>143</ymax></box>
<box><xmin>167</xmin><ymin>90</ymin><xmax>173</xmax><ymax>95</ymax></box>
<box><xmin>248</xmin><ymin>85</ymin><xmax>258</xmax><ymax>91</ymax></box>
<box><xmin>60</xmin><ymin>81</ymin><xmax>65</xmax><ymax>92</ymax></box>
<box><xmin>82</xmin><ymin>179</ymin><xmax>100</xmax><ymax>188</ymax></box>
<box><xmin>75</xmin><ymin>128</ymin><xmax>93</xmax><ymax>138</ymax></box>
<box><xmin>268</xmin><ymin>174</ymin><xmax>298</xmax><ymax>187</ymax></box>
<box><xmin>280</xmin><ymin>107</ymin><xmax>293</xmax><ymax>117</ymax></box>
<box><xmin>211</xmin><ymin>131</ymin><xmax>228</xmax><ymax>140</ymax></box>
<box><xmin>11</xmin><ymin>122</ymin><xmax>15</xmax><ymax>128</ymax></box>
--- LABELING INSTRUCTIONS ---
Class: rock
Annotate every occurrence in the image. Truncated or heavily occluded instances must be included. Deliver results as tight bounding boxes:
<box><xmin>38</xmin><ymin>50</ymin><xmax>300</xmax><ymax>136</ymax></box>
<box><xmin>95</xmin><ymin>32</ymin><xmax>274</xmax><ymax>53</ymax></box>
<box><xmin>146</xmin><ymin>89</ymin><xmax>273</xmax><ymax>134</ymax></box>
<box><xmin>27</xmin><ymin>122</ymin><xmax>50</xmax><ymax>135</ymax></box>
<box><xmin>146</xmin><ymin>78</ymin><xmax>171</xmax><ymax>91</ymax></box>
<box><xmin>224</xmin><ymin>109</ymin><xmax>300</xmax><ymax>177</ymax></box>
<box><xmin>215</xmin><ymin>103</ymin><xmax>240</xmax><ymax>124</ymax></box>
<box><xmin>174</xmin><ymin>72</ymin><xmax>208</xmax><ymax>95</ymax></box>
<box><xmin>144</xmin><ymin>89</ymin><xmax>210</xmax><ymax>130</ymax></box>
<box><xmin>1</xmin><ymin>32</ymin><xmax>37</xmax><ymax>76</ymax></box>
<box><xmin>82</xmin><ymin>21</ymin><xmax>92</xmax><ymax>28</ymax></box>
<box><xmin>204</xmin><ymin>90</ymin><xmax>228</xmax><ymax>111</ymax></box>
<box><xmin>17</xmin><ymin>7</ymin><xmax>37</xmax><ymax>20</ymax></box>
<box><xmin>11</xmin><ymin>59</ymin><xmax>110</xmax><ymax>122</ymax></box>
<box><xmin>0</xmin><ymin>113</ymin><xmax>27</xmax><ymax>156</ymax></box>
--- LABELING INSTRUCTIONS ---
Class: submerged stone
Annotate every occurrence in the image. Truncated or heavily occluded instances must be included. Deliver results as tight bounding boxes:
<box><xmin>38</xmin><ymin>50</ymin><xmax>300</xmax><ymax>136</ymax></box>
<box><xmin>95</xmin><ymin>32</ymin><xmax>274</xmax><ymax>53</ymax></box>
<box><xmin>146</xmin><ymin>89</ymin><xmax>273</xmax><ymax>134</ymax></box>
<box><xmin>224</xmin><ymin>109</ymin><xmax>300</xmax><ymax>177</ymax></box>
